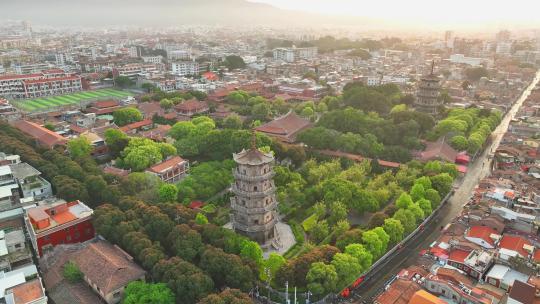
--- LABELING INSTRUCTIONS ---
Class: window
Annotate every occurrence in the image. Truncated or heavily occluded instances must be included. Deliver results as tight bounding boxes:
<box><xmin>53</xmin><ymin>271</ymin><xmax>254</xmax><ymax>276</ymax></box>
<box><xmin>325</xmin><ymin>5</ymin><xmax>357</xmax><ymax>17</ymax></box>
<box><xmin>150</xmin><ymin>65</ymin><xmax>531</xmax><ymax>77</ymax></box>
<box><xmin>254</xmin><ymin>186</ymin><xmax>258</xmax><ymax>191</ymax></box>
<box><xmin>113</xmin><ymin>291</ymin><xmax>121</xmax><ymax>298</ymax></box>
<box><xmin>74</xmin><ymin>231</ymin><xmax>80</xmax><ymax>239</ymax></box>
<box><xmin>14</xmin><ymin>244</ymin><xmax>21</xmax><ymax>249</ymax></box>
<box><xmin>66</xmin><ymin>235</ymin><xmax>71</xmax><ymax>241</ymax></box>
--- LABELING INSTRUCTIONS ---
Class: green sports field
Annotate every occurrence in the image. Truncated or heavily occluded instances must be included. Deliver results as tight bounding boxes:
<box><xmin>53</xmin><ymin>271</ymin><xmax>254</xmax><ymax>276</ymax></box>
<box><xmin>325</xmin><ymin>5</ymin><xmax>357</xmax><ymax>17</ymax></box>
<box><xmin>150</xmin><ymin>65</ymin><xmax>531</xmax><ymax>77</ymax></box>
<box><xmin>13</xmin><ymin>89</ymin><xmax>133</xmax><ymax>112</ymax></box>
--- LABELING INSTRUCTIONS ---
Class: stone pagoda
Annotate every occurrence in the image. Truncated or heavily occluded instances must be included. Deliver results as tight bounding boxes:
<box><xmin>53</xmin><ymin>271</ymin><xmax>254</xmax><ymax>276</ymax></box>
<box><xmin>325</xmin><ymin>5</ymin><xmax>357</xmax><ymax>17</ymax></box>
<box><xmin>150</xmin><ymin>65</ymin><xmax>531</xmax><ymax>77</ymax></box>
<box><xmin>230</xmin><ymin>135</ymin><xmax>279</xmax><ymax>248</ymax></box>
<box><xmin>415</xmin><ymin>61</ymin><xmax>442</xmax><ymax>115</ymax></box>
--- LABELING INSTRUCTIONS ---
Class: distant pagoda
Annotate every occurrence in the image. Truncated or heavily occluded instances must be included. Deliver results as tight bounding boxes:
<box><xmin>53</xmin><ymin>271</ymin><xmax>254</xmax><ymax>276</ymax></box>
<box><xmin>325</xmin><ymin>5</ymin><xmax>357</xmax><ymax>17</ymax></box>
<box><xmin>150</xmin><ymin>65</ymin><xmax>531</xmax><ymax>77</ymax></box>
<box><xmin>230</xmin><ymin>133</ymin><xmax>278</xmax><ymax>247</ymax></box>
<box><xmin>415</xmin><ymin>61</ymin><xmax>442</xmax><ymax>115</ymax></box>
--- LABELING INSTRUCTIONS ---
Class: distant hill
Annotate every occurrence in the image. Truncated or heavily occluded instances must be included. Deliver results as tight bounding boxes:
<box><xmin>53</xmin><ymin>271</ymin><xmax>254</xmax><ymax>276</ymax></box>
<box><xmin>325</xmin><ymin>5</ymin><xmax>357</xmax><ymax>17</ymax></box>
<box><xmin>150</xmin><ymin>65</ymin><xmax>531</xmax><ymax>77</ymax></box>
<box><xmin>0</xmin><ymin>0</ymin><xmax>368</xmax><ymax>27</ymax></box>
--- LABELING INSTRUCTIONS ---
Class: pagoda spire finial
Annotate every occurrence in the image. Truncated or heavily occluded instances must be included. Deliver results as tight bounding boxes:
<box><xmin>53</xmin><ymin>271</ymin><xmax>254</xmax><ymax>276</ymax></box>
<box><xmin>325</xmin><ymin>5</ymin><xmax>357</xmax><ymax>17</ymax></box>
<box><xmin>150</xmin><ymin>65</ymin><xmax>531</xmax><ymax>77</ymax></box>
<box><xmin>251</xmin><ymin>129</ymin><xmax>257</xmax><ymax>150</ymax></box>
<box><xmin>431</xmin><ymin>60</ymin><xmax>435</xmax><ymax>75</ymax></box>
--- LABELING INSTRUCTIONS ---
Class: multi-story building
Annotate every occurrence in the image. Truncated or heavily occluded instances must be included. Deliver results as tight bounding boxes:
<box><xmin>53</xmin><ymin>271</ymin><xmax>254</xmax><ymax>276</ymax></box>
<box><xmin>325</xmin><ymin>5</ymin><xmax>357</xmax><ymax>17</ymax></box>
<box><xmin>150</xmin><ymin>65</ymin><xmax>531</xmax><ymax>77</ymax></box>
<box><xmin>446</xmin><ymin>249</ymin><xmax>494</xmax><ymax>280</ymax></box>
<box><xmin>414</xmin><ymin>63</ymin><xmax>442</xmax><ymax>115</ymax></box>
<box><xmin>273</xmin><ymin>46</ymin><xmax>318</xmax><ymax>62</ymax></box>
<box><xmin>141</xmin><ymin>55</ymin><xmax>163</xmax><ymax>64</ymax></box>
<box><xmin>168</xmin><ymin>49</ymin><xmax>191</xmax><ymax>61</ymax></box>
<box><xmin>146</xmin><ymin>156</ymin><xmax>189</xmax><ymax>183</ymax></box>
<box><xmin>24</xmin><ymin>199</ymin><xmax>95</xmax><ymax>257</ymax></box>
<box><xmin>170</xmin><ymin>61</ymin><xmax>200</xmax><ymax>76</ymax></box>
<box><xmin>0</xmin><ymin>70</ymin><xmax>82</xmax><ymax>99</ymax></box>
<box><xmin>113</xmin><ymin>63</ymin><xmax>164</xmax><ymax>80</ymax></box>
<box><xmin>231</xmin><ymin>142</ymin><xmax>279</xmax><ymax>247</ymax></box>
<box><xmin>0</xmin><ymin>165</ymin><xmax>19</xmax><ymax>211</ymax></box>
<box><xmin>9</xmin><ymin>162</ymin><xmax>52</xmax><ymax>200</ymax></box>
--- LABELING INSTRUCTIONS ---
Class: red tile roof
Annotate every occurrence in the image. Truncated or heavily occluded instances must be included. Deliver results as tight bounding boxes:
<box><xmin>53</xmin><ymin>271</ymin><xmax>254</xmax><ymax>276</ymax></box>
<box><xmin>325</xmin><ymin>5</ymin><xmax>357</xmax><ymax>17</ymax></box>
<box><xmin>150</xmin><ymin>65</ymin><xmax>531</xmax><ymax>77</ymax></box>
<box><xmin>0</xmin><ymin>73</ymin><xmax>42</xmax><ymax>81</ymax></box>
<box><xmin>408</xmin><ymin>290</ymin><xmax>448</xmax><ymax>304</ymax></box>
<box><xmin>12</xmin><ymin>120</ymin><xmax>67</xmax><ymax>148</ymax></box>
<box><xmin>375</xmin><ymin>278</ymin><xmax>421</xmax><ymax>304</ymax></box>
<box><xmin>255</xmin><ymin>111</ymin><xmax>312</xmax><ymax>143</ymax></box>
<box><xmin>9</xmin><ymin>279</ymin><xmax>45</xmax><ymax>303</ymax></box>
<box><xmin>23</xmin><ymin>76</ymin><xmax>80</xmax><ymax>84</ymax></box>
<box><xmin>466</xmin><ymin>226</ymin><xmax>497</xmax><ymax>247</ymax></box>
<box><xmin>147</xmin><ymin>156</ymin><xmax>186</xmax><ymax>173</ymax></box>
<box><xmin>448</xmin><ymin>249</ymin><xmax>471</xmax><ymax>263</ymax></box>
<box><xmin>175</xmin><ymin>99</ymin><xmax>208</xmax><ymax>112</ymax></box>
<box><xmin>119</xmin><ymin>119</ymin><xmax>152</xmax><ymax>132</ymax></box>
<box><xmin>418</xmin><ymin>137</ymin><xmax>458</xmax><ymax>163</ymax></box>
<box><xmin>499</xmin><ymin>235</ymin><xmax>532</xmax><ymax>258</ymax></box>
<box><xmin>72</xmin><ymin>241</ymin><xmax>146</xmax><ymax>295</ymax></box>
<box><xmin>92</xmin><ymin>100</ymin><xmax>119</xmax><ymax>108</ymax></box>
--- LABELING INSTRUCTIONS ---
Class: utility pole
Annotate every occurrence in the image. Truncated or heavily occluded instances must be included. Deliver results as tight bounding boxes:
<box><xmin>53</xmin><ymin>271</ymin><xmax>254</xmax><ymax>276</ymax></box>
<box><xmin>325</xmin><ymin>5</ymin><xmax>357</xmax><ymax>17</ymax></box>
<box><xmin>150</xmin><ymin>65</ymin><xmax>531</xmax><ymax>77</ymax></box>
<box><xmin>294</xmin><ymin>287</ymin><xmax>297</xmax><ymax>304</ymax></box>
<box><xmin>285</xmin><ymin>281</ymin><xmax>290</xmax><ymax>304</ymax></box>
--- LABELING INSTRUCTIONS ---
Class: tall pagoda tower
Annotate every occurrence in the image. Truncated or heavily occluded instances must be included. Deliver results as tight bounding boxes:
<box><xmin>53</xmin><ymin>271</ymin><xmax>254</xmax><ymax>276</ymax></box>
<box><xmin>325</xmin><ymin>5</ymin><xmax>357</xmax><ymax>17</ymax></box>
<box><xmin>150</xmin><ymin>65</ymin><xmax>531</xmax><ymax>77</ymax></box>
<box><xmin>415</xmin><ymin>61</ymin><xmax>442</xmax><ymax>115</ymax></box>
<box><xmin>230</xmin><ymin>135</ymin><xmax>278</xmax><ymax>247</ymax></box>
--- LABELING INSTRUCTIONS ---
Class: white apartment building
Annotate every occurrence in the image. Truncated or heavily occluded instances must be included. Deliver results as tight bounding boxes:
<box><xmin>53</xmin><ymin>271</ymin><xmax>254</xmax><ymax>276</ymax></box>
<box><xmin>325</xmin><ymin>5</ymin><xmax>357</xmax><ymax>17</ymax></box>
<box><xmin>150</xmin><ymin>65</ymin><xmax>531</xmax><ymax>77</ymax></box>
<box><xmin>273</xmin><ymin>47</ymin><xmax>318</xmax><ymax>62</ymax></box>
<box><xmin>142</xmin><ymin>56</ymin><xmax>163</xmax><ymax>64</ymax></box>
<box><xmin>0</xmin><ymin>70</ymin><xmax>82</xmax><ymax>99</ymax></box>
<box><xmin>170</xmin><ymin>61</ymin><xmax>200</xmax><ymax>76</ymax></box>
<box><xmin>168</xmin><ymin>50</ymin><xmax>192</xmax><ymax>61</ymax></box>
<box><xmin>449</xmin><ymin>54</ymin><xmax>484</xmax><ymax>66</ymax></box>
<box><xmin>496</xmin><ymin>42</ymin><xmax>512</xmax><ymax>55</ymax></box>
<box><xmin>114</xmin><ymin>63</ymin><xmax>164</xmax><ymax>80</ymax></box>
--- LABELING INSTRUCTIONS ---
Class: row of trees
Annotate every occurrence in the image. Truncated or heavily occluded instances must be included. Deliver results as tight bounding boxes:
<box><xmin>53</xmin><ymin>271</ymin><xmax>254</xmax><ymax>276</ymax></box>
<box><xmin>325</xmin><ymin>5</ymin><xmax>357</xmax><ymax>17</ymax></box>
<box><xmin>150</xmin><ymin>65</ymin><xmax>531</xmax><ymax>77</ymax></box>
<box><xmin>430</xmin><ymin>108</ymin><xmax>502</xmax><ymax>153</ymax></box>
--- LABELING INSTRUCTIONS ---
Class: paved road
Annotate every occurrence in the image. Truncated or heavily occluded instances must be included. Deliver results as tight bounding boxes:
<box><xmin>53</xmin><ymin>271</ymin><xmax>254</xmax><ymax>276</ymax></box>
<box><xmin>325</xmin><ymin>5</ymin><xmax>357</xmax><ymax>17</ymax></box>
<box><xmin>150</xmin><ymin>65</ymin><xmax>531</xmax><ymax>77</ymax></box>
<box><xmin>352</xmin><ymin>71</ymin><xmax>540</xmax><ymax>303</ymax></box>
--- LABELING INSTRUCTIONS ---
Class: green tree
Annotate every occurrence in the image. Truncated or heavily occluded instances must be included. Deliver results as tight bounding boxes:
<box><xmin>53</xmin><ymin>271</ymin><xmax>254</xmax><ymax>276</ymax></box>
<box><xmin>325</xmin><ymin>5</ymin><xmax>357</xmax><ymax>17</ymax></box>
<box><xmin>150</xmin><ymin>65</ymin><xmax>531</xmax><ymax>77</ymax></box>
<box><xmin>113</xmin><ymin>108</ymin><xmax>143</xmax><ymax>127</ymax></box>
<box><xmin>396</xmin><ymin>192</ymin><xmax>414</xmax><ymax>209</ymax></box>
<box><xmin>328</xmin><ymin>201</ymin><xmax>348</xmax><ymax>225</ymax></box>
<box><xmin>450</xmin><ymin>135</ymin><xmax>468</xmax><ymax>151</ymax></box>
<box><xmin>84</xmin><ymin>175</ymin><xmax>107</xmax><ymax>206</ymax></box>
<box><xmin>344</xmin><ymin>244</ymin><xmax>373</xmax><ymax>271</ymax></box>
<box><xmin>415</xmin><ymin>176</ymin><xmax>432</xmax><ymax>190</ymax></box>
<box><xmin>465</xmin><ymin>67</ymin><xmax>489</xmax><ymax>82</ymax></box>
<box><xmin>223</xmin><ymin>114</ymin><xmax>243</xmax><ymax>129</ymax></box>
<box><xmin>158</xmin><ymin>184</ymin><xmax>178</xmax><ymax>202</ymax></box>
<box><xmin>63</xmin><ymin>261</ymin><xmax>83</xmax><ymax>283</ymax></box>
<box><xmin>417</xmin><ymin>198</ymin><xmax>433</xmax><ymax>216</ymax></box>
<box><xmin>306</xmin><ymin>262</ymin><xmax>339</xmax><ymax>296</ymax></box>
<box><xmin>104</xmin><ymin>128</ymin><xmax>130</xmax><ymax>158</ymax></box>
<box><xmin>408</xmin><ymin>203</ymin><xmax>425</xmax><ymax>222</ymax></box>
<box><xmin>114</xmin><ymin>75</ymin><xmax>134</xmax><ymax>88</ymax></box>
<box><xmin>430</xmin><ymin>173</ymin><xmax>454</xmax><ymax>196</ymax></box>
<box><xmin>67</xmin><ymin>136</ymin><xmax>92</xmax><ymax>159</ymax></box>
<box><xmin>123</xmin><ymin>281</ymin><xmax>175</xmax><ymax>304</ymax></box>
<box><xmin>310</xmin><ymin>220</ymin><xmax>330</xmax><ymax>243</ymax></box>
<box><xmin>361</xmin><ymin>230</ymin><xmax>385</xmax><ymax>259</ymax></box>
<box><xmin>331</xmin><ymin>253</ymin><xmax>362</xmax><ymax>288</ymax></box>
<box><xmin>410</xmin><ymin>183</ymin><xmax>425</xmax><ymax>202</ymax></box>
<box><xmin>224</xmin><ymin>55</ymin><xmax>246</xmax><ymax>70</ymax></box>
<box><xmin>197</xmin><ymin>289</ymin><xmax>252</xmax><ymax>304</ymax></box>
<box><xmin>240</xmin><ymin>240</ymin><xmax>263</xmax><ymax>267</ymax></box>
<box><xmin>251</xmin><ymin>102</ymin><xmax>271</xmax><ymax>121</ymax></box>
<box><xmin>195</xmin><ymin>213</ymin><xmax>209</xmax><ymax>225</ymax></box>
<box><xmin>262</xmin><ymin>253</ymin><xmax>286</xmax><ymax>281</ymax></box>
<box><xmin>392</xmin><ymin>209</ymin><xmax>416</xmax><ymax>234</ymax></box>
<box><xmin>160</xmin><ymin>98</ymin><xmax>174</xmax><ymax>110</ymax></box>
<box><xmin>425</xmin><ymin>188</ymin><xmax>441</xmax><ymax>208</ymax></box>
<box><xmin>383</xmin><ymin>218</ymin><xmax>404</xmax><ymax>245</ymax></box>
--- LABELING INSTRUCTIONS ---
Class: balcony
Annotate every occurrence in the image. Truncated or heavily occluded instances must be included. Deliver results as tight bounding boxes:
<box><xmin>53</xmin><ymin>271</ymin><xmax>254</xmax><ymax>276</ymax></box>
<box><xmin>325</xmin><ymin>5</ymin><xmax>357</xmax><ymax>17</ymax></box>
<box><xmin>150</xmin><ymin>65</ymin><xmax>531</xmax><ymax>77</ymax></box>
<box><xmin>231</xmin><ymin>199</ymin><xmax>277</xmax><ymax>214</ymax></box>
<box><xmin>231</xmin><ymin>184</ymin><xmax>275</xmax><ymax>198</ymax></box>
<box><xmin>232</xmin><ymin>170</ymin><xmax>275</xmax><ymax>182</ymax></box>
<box><xmin>232</xmin><ymin>217</ymin><xmax>277</xmax><ymax>233</ymax></box>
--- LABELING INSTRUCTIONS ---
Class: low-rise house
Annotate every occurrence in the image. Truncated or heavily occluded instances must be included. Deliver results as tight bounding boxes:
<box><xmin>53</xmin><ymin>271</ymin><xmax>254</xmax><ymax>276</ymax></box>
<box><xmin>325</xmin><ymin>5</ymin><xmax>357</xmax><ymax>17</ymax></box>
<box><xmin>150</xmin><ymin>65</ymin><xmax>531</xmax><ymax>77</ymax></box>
<box><xmin>485</xmin><ymin>264</ymin><xmax>529</xmax><ymax>291</ymax></box>
<box><xmin>424</xmin><ymin>267</ymin><xmax>494</xmax><ymax>304</ymax></box>
<box><xmin>0</xmin><ymin>265</ymin><xmax>47</xmax><ymax>304</ymax></box>
<box><xmin>146</xmin><ymin>156</ymin><xmax>189</xmax><ymax>183</ymax></box>
<box><xmin>119</xmin><ymin>119</ymin><xmax>153</xmax><ymax>135</ymax></box>
<box><xmin>497</xmin><ymin>235</ymin><xmax>533</xmax><ymax>261</ymax></box>
<box><xmin>9</xmin><ymin>162</ymin><xmax>52</xmax><ymax>200</ymax></box>
<box><xmin>446</xmin><ymin>249</ymin><xmax>494</xmax><ymax>279</ymax></box>
<box><xmin>175</xmin><ymin>99</ymin><xmax>209</xmax><ymax>117</ymax></box>
<box><xmin>12</xmin><ymin>120</ymin><xmax>67</xmax><ymax>149</ymax></box>
<box><xmin>85</xmin><ymin>100</ymin><xmax>122</xmax><ymax>115</ymax></box>
<box><xmin>255</xmin><ymin>111</ymin><xmax>312</xmax><ymax>143</ymax></box>
<box><xmin>0</xmin><ymin>229</ymin><xmax>33</xmax><ymax>272</ymax></box>
<box><xmin>24</xmin><ymin>199</ymin><xmax>95</xmax><ymax>257</ymax></box>
<box><xmin>71</xmin><ymin>240</ymin><xmax>146</xmax><ymax>304</ymax></box>
<box><xmin>408</xmin><ymin>290</ymin><xmax>448</xmax><ymax>304</ymax></box>
<box><xmin>416</xmin><ymin>137</ymin><xmax>459</xmax><ymax>163</ymax></box>
<box><xmin>80</xmin><ymin>131</ymin><xmax>108</xmax><ymax>159</ymax></box>
<box><xmin>507</xmin><ymin>280</ymin><xmax>535</xmax><ymax>304</ymax></box>
<box><xmin>464</xmin><ymin>226</ymin><xmax>499</xmax><ymax>249</ymax></box>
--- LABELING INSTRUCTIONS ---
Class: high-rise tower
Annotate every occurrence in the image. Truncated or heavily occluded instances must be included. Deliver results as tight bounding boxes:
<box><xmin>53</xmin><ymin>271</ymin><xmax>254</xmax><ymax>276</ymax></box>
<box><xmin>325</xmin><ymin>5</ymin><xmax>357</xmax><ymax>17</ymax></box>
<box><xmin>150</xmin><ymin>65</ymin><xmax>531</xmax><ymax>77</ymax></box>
<box><xmin>230</xmin><ymin>136</ymin><xmax>278</xmax><ymax>247</ymax></box>
<box><xmin>414</xmin><ymin>61</ymin><xmax>442</xmax><ymax>115</ymax></box>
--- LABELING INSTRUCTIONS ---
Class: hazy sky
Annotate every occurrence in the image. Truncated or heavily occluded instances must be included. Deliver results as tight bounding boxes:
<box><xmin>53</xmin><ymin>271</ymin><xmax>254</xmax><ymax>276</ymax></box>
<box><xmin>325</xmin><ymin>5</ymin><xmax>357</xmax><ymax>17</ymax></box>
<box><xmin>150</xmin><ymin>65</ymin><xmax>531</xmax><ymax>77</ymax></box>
<box><xmin>250</xmin><ymin>0</ymin><xmax>540</xmax><ymax>28</ymax></box>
